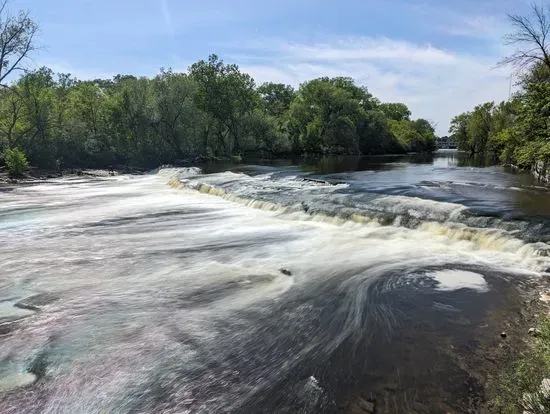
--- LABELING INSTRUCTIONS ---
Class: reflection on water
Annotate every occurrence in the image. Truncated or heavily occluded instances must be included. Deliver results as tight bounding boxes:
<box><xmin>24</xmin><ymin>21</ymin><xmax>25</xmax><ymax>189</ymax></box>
<box><xmin>0</xmin><ymin>151</ymin><xmax>549</xmax><ymax>413</ymax></box>
<box><xmin>212</xmin><ymin>150</ymin><xmax>501</xmax><ymax>175</ymax></box>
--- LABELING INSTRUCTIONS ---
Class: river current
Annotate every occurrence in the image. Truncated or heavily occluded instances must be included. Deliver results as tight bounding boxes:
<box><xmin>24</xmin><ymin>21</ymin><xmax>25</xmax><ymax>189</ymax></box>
<box><xmin>1</xmin><ymin>151</ymin><xmax>550</xmax><ymax>413</ymax></box>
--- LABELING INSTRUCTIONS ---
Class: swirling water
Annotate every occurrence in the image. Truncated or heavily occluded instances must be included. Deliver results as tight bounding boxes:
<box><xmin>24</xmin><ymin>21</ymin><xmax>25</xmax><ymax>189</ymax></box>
<box><xmin>1</xmin><ymin>151</ymin><xmax>550</xmax><ymax>413</ymax></box>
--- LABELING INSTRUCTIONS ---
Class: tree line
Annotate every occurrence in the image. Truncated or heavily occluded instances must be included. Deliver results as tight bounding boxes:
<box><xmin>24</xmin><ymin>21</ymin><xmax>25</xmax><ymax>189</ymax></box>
<box><xmin>0</xmin><ymin>60</ymin><xmax>437</xmax><ymax>172</ymax></box>
<box><xmin>449</xmin><ymin>3</ymin><xmax>550</xmax><ymax>169</ymax></box>
<box><xmin>0</xmin><ymin>3</ymin><xmax>436</xmax><ymax>175</ymax></box>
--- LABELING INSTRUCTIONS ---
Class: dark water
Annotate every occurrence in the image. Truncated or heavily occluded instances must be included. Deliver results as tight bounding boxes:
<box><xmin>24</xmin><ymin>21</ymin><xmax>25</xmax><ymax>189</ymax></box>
<box><xmin>0</xmin><ymin>150</ymin><xmax>549</xmax><ymax>413</ymax></box>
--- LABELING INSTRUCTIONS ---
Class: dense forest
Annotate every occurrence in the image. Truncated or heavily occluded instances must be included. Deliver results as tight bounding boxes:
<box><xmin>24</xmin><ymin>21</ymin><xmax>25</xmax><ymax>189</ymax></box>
<box><xmin>0</xmin><ymin>4</ymin><xmax>436</xmax><ymax>175</ymax></box>
<box><xmin>449</xmin><ymin>4</ymin><xmax>550</xmax><ymax>170</ymax></box>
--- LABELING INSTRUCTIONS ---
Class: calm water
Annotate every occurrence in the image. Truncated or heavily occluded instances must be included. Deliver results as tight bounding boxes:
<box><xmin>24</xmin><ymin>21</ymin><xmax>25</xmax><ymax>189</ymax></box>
<box><xmin>1</xmin><ymin>150</ymin><xmax>550</xmax><ymax>413</ymax></box>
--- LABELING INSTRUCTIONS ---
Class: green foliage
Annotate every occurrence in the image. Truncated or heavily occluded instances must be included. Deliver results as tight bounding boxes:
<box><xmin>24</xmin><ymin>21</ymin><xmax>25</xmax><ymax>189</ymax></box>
<box><xmin>287</xmin><ymin>77</ymin><xmax>435</xmax><ymax>156</ymax></box>
<box><xmin>379</xmin><ymin>102</ymin><xmax>411</xmax><ymax>121</ymax></box>
<box><xmin>489</xmin><ymin>317</ymin><xmax>550</xmax><ymax>413</ymax></box>
<box><xmin>2</xmin><ymin>147</ymin><xmax>29</xmax><ymax>177</ymax></box>
<box><xmin>388</xmin><ymin>118</ymin><xmax>436</xmax><ymax>153</ymax></box>
<box><xmin>189</xmin><ymin>54</ymin><xmax>258</xmax><ymax>155</ymax></box>
<box><xmin>0</xmin><ymin>57</ymin><xmax>435</xmax><ymax>170</ymax></box>
<box><xmin>257</xmin><ymin>82</ymin><xmax>295</xmax><ymax>117</ymax></box>
<box><xmin>449</xmin><ymin>10</ymin><xmax>550</xmax><ymax>169</ymax></box>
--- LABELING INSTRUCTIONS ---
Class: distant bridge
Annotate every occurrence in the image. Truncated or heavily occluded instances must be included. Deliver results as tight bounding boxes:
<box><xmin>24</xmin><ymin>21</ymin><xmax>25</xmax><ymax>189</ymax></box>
<box><xmin>436</xmin><ymin>136</ymin><xmax>457</xmax><ymax>149</ymax></box>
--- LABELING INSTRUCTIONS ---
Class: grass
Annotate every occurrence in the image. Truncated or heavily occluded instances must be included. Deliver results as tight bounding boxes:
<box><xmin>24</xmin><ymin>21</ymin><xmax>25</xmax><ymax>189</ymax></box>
<box><xmin>489</xmin><ymin>317</ymin><xmax>550</xmax><ymax>413</ymax></box>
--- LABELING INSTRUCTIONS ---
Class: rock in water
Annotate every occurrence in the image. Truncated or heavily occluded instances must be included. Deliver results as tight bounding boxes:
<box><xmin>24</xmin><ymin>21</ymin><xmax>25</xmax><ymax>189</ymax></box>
<box><xmin>279</xmin><ymin>268</ymin><xmax>292</xmax><ymax>276</ymax></box>
<box><xmin>14</xmin><ymin>293</ymin><xmax>59</xmax><ymax>312</ymax></box>
<box><xmin>0</xmin><ymin>372</ymin><xmax>36</xmax><ymax>393</ymax></box>
<box><xmin>350</xmin><ymin>397</ymin><xmax>375</xmax><ymax>413</ymax></box>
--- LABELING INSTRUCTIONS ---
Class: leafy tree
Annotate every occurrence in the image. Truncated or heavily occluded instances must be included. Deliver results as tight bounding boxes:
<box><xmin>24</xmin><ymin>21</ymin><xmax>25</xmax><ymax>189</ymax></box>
<box><xmin>379</xmin><ymin>102</ymin><xmax>411</xmax><ymax>122</ymax></box>
<box><xmin>257</xmin><ymin>82</ymin><xmax>295</xmax><ymax>117</ymax></box>
<box><xmin>449</xmin><ymin>112</ymin><xmax>472</xmax><ymax>152</ymax></box>
<box><xmin>388</xmin><ymin>118</ymin><xmax>436</xmax><ymax>152</ymax></box>
<box><xmin>449</xmin><ymin>4</ymin><xmax>550</xmax><ymax>169</ymax></box>
<box><xmin>0</xmin><ymin>86</ymin><xmax>22</xmax><ymax>148</ymax></box>
<box><xmin>288</xmin><ymin>77</ymin><xmax>367</xmax><ymax>154</ymax></box>
<box><xmin>467</xmin><ymin>102</ymin><xmax>494</xmax><ymax>154</ymax></box>
<box><xmin>0</xmin><ymin>54</ymin><xmax>436</xmax><ymax>170</ymax></box>
<box><xmin>358</xmin><ymin>110</ymin><xmax>394</xmax><ymax>154</ymax></box>
<box><xmin>189</xmin><ymin>54</ymin><xmax>258</xmax><ymax>155</ymax></box>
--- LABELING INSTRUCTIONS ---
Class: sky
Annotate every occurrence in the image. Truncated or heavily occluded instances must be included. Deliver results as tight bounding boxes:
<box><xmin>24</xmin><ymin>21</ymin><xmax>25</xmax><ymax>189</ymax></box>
<box><xmin>10</xmin><ymin>0</ymin><xmax>534</xmax><ymax>135</ymax></box>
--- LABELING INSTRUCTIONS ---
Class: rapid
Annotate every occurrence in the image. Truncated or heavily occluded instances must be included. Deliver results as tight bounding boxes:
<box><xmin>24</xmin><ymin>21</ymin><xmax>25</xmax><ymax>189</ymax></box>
<box><xmin>1</xmin><ymin>151</ymin><xmax>550</xmax><ymax>413</ymax></box>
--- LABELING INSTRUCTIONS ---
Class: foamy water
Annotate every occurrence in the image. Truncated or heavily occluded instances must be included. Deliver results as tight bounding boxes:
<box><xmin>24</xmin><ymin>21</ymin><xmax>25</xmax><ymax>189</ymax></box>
<box><xmin>1</xmin><ymin>156</ymin><xmax>549</xmax><ymax>412</ymax></box>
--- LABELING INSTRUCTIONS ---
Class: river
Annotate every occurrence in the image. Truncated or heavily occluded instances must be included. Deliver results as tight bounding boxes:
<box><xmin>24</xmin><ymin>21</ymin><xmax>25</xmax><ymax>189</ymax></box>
<box><xmin>1</xmin><ymin>150</ymin><xmax>550</xmax><ymax>413</ymax></box>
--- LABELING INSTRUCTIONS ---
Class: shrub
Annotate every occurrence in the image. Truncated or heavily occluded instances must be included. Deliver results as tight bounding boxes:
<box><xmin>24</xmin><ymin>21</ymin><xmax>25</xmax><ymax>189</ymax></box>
<box><xmin>2</xmin><ymin>147</ymin><xmax>29</xmax><ymax>178</ymax></box>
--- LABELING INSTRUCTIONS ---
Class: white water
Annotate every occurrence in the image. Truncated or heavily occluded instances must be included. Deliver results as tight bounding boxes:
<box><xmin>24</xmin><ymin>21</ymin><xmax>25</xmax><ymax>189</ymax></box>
<box><xmin>0</xmin><ymin>170</ymin><xmax>548</xmax><ymax>412</ymax></box>
<box><xmin>428</xmin><ymin>270</ymin><xmax>489</xmax><ymax>292</ymax></box>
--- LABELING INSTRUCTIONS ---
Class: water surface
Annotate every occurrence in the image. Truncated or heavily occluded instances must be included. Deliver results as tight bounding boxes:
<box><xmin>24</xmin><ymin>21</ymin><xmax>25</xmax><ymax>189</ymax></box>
<box><xmin>1</xmin><ymin>151</ymin><xmax>549</xmax><ymax>413</ymax></box>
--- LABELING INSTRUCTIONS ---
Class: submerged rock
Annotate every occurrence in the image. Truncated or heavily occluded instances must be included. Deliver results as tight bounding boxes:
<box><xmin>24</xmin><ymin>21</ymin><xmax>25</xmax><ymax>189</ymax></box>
<box><xmin>279</xmin><ymin>268</ymin><xmax>292</xmax><ymax>276</ymax></box>
<box><xmin>14</xmin><ymin>293</ymin><xmax>59</xmax><ymax>312</ymax></box>
<box><xmin>0</xmin><ymin>372</ymin><xmax>36</xmax><ymax>393</ymax></box>
<box><xmin>0</xmin><ymin>361</ymin><xmax>37</xmax><ymax>393</ymax></box>
<box><xmin>350</xmin><ymin>397</ymin><xmax>375</xmax><ymax>413</ymax></box>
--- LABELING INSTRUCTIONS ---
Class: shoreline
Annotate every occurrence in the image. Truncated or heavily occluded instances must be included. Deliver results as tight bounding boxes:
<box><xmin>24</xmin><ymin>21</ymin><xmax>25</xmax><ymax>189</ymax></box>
<box><xmin>0</xmin><ymin>167</ymin><xmax>144</xmax><ymax>188</ymax></box>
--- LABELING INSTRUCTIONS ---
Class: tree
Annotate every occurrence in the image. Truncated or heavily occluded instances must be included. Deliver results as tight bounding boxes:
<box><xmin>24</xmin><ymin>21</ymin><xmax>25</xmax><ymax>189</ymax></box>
<box><xmin>151</xmin><ymin>70</ymin><xmax>208</xmax><ymax>160</ymax></box>
<box><xmin>0</xmin><ymin>54</ymin><xmax>436</xmax><ymax>170</ymax></box>
<box><xmin>358</xmin><ymin>110</ymin><xmax>394</xmax><ymax>154</ymax></box>
<box><xmin>467</xmin><ymin>102</ymin><xmax>494</xmax><ymax>153</ymax></box>
<box><xmin>388</xmin><ymin>118</ymin><xmax>436</xmax><ymax>153</ymax></box>
<box><xmin>288</xmin><ymin>78</ymin><xmax>365</xmax><ymax>154</ymax></box>
<box><xmin>257</xmin><ymin>82</ymin><xmax>295</xmax><ymax>117</ymax></box>
<box><xmin>500</xmin><ymin>3</ymin><xmax>550</xmax><ymax>72</ymax></box>
<box><xmin>0</xmin><ymin>85</ymin><xmax>22</xmax><ymax>147</ymax></box>
<box><xmin>0</xmin><ymin>0</ymin><xmax>37</xmax><ymax>87</ymax></box>
<box><xmin>512</xmin><ymin>80</ymin><xmax>550</xmax><ymax>166</ymax></box>
<box><xmin>449</xmin><ymin>112</ymin><xmax>472</xmax><ymax>152</ymax></box>
<box><xmin>16</xmin><ymin>68</ymin><xmax>57</xmax><ymax>166</ymax></box>
<box><xmin>189</xmin><ymin>54</ymin><xmax>258</xmax><ymax>155</ymax></box>
<box><xmin>379</xmin><ymin>102</ymin><xmax>411</xmax><ymax>121</ymax></box>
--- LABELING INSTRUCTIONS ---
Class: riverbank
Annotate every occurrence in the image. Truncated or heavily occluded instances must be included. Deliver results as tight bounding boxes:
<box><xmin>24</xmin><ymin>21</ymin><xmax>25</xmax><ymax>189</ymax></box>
<box><xmin>532</xmin><ymin>161</ymin><xmax>550</xmax><ymax>185</ymax></box>
<box><xmin>335</xmin><ymin>269</ymin><xmax>550</xmax><ymax>413</ymax></box>
<box><xmin>485</xmin><ymin>278</ymin><xmax>550</xmax><ymax>413</ymax></box>
<box><xmin>0</xmin><ymin>167</ymin><xmax>147</xmax><ymax>188</ymax></box>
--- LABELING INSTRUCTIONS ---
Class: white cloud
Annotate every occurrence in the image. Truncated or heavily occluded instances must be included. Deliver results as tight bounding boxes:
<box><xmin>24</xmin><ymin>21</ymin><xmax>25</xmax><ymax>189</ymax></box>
<box><xmin>280</xmin><ymin>38</ymin><xmax>457</xmax><ymax>65</ymax></box>
<box><xmin>231</xmin><ymin>36</ymin><xmax>513</xmax><ymax>135</ymax></box>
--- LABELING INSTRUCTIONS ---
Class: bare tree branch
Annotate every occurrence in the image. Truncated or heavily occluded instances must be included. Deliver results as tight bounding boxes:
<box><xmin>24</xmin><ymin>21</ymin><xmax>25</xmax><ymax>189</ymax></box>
<box><xmin>0</xmin><ymin>1</ymin><xmax>37</xmax><ymax>87</ymax></box>
<box><xmin>499</xmin><ymin>3</ymin><xmax>550</xmax><ymax>73</ymax></box>
<box><xmin>0</xmin><ymin>2</ymin><xmax>7</xmax><ymax>20</ymax></box>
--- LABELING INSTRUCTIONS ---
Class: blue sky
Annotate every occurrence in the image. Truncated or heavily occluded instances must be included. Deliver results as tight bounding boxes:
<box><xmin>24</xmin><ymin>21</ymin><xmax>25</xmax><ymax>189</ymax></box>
<box><xmin>11</xmin><ymin>0</ymin><xmax>532</xmax><ymax>134</ymax></box>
